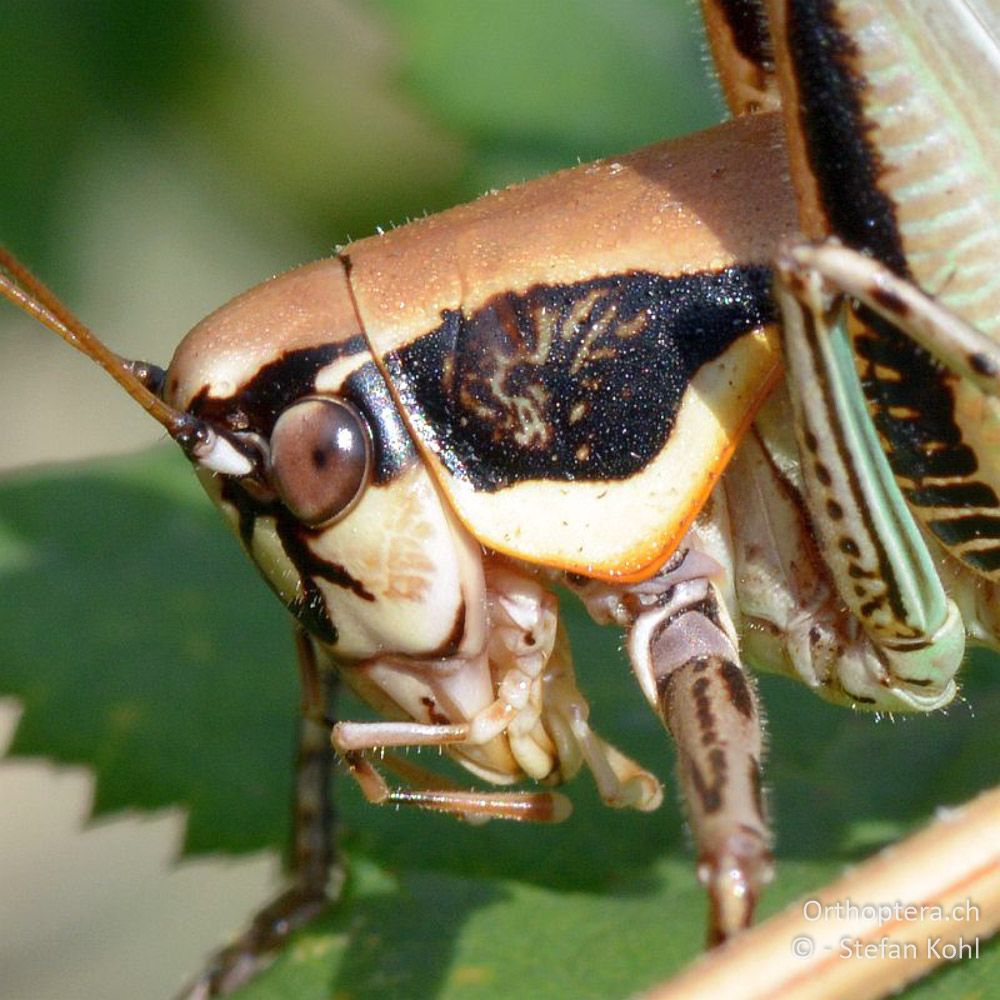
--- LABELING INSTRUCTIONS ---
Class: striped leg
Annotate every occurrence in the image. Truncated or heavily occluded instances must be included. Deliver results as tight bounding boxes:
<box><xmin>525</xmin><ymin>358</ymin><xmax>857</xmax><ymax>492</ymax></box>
<box><xmin>571</xmin><ymin>531</ymin><xmax>772</xmax><ymax>944</ymax></box>
<box><xmin>178</xmin><ymin>628</ymin><xmax>339</xmax><ymax>999</ymax></box>
<box><xmin>779</xmin><ymin>243</ymin><xmax>1000</xmax><ymax>396</ymax></box>
<box><xmin>628</xmin><ymin>568</ymin><xmax>772</xmax><ymax>943</ymax></box>
<box><xmin>774</xmin><ymin>242</ymin><xmax>966</xmax><ymax>709</ymax></box>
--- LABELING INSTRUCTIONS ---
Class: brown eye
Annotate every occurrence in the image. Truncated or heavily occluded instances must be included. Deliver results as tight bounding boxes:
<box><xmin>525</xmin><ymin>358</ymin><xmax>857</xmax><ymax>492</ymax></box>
<box><xmin>269</xmin><ymin>397</ymin><xmax>371</xmax><ymax>526</ymax></box>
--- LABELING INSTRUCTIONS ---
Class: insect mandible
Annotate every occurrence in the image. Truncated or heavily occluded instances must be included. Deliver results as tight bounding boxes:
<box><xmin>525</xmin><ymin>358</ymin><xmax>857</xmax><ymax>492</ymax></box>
<box><xmin>1</xmin><ymin>1</ymin><xmax>998</xmax><ymax>997</ymax></box>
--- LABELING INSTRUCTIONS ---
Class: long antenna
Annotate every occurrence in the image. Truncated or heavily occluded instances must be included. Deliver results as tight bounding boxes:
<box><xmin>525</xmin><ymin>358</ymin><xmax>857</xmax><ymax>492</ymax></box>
<box><xmin>0</xmin><ymin>246</ymin><xmax>194</xmax><ymax>436</ymax></box>
<box><xmin>0</xmin><ymin>246</ymin><xmax>254</xmax><ymax>476</ymax></box>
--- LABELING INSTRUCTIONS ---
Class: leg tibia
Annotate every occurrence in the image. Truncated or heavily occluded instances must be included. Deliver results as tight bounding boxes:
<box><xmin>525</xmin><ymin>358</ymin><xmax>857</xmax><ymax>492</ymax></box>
<box><xmin>626</xmin><ymin>573</ymin><xmax>772</xmax><ymax>942</ymax></box>
<box><xmin>337</xmin><ymin>742</ymin><xmax>571</xmax><ymax>823</ymax></box>
<box><xmin>178</xmin><ymin>630</ymin><xmax>339</xmax><ymax>998</ymax></box>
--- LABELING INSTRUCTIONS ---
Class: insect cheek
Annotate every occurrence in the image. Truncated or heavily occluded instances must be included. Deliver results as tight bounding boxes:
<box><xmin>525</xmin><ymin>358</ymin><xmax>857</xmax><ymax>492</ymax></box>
<box><xmin>303</xmin><ymin>462</ymin><xmax>488</xmax><ymax>663</ymax></box>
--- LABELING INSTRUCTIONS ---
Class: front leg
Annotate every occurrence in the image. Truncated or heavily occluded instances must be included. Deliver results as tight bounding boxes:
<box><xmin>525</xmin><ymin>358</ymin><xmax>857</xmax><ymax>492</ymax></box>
<box><xmin>330</xmin><ymin>715</ymin><xmax>572</xmax><ymax>822</ymax></box>
<box><xmin>630</xmin><ymin>569</ymin><xmax>771</xmax><ymax>944</ymax></box>
<box><xmin>571</xmin><ymin>534</ymin><xmax>772</xmax><ymax>944</ymax></box>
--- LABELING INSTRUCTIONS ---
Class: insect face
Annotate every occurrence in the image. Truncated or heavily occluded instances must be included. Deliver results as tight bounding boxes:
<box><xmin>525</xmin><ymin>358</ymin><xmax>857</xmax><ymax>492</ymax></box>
<box><xmin>163</xmin><ymin>257</ymin><xmax>487</xmax><ymax>666</ymax></box>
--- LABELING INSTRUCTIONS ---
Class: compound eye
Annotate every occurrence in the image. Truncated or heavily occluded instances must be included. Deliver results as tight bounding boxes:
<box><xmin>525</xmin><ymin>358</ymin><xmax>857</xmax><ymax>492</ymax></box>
<box><xmin>269</xmin><ymin>397</ymin><xmax>371</xmax><ymax>526</ymax></box>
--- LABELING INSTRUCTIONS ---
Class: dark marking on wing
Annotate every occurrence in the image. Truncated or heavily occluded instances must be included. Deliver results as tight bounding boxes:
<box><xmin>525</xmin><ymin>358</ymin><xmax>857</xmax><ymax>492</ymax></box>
<box><xmin>907</xmin><ymin>482</ymin><xmax>1000</xmax><ymax>508</ymax></box>
<box><xmin>384</xmin><ymin>267</ymin><xmax>775</xmax><ymax>491</ymax></box>
<box><xmin>783</xmin><ymin>0</ymin><xmax>906</xmax><ymax>272</ymax></box>
<box><xmin>964</xmin><ymin>547</ymin><xmax>1000</xmax><ymax>573</ymax></box>
<box><xmin>783</xmin><ymin>3</ymin><xmax>1000</xmax><ymax>579</ymax></box>
<box><xmin>928</xmin><ymin>514</ymin><xmax>1000</xmax><ymax>547</ymax></box>
<box><xmin>854</xmin><ymin>315</ymin><xmax>1000</xmax><ymax>568</ymax></box>
<box><xmin>717</xmin><ymin>0</ymin><xmax>774</xmax><ymax>70</ymax></box>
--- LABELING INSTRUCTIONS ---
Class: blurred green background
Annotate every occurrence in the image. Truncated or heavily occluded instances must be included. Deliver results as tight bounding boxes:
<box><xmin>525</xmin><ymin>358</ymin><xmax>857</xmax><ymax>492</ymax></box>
<box><xmin>0</xmin><ymin>0</ymin><xmax>717</xmax><ymax>471</ymax></box>
<box><xmin>1</xmin><ymin>3</ymin><xmax>997</xmax><ymax>999</ymax></box>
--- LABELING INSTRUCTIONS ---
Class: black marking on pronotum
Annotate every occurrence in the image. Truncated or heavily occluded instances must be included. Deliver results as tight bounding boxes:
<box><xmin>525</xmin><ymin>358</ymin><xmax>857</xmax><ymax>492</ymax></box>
<box><xmin>385</xmin><ymin>267</ymin><xmax>775</xmax><ymax>491</ymax></box>
<box><xmin>717</xmin><ymin>0</ymin><xmax>774</xmax><ymax>70</ymax></box>
<box><xmin>341</xmin><ymin>362</ymin><xmax>418</xmax><ymax>484</ymax></box>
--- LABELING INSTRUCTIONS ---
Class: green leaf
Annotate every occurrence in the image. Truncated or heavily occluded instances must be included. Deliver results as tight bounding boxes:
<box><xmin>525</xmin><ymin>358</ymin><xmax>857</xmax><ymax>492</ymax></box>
<box><xmin>373</xmin><ymin>0</ymin><xmax>719</xmax><ymax>190</ymax></box>
<box><xmin>1</xmin><ymin>449</ymin><xmax>997</xmax><ymax>998</ymax></box>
